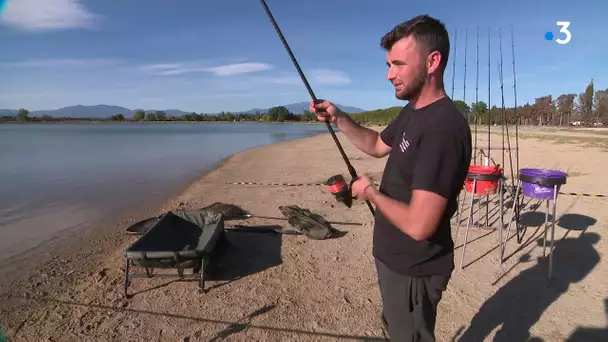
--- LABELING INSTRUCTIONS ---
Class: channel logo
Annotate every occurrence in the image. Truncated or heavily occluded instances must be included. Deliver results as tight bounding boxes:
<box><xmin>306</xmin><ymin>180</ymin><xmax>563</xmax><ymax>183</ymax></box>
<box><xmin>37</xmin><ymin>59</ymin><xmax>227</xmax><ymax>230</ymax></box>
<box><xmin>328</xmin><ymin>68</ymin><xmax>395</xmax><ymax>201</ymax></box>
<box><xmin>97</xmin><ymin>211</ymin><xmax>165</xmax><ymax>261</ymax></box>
<box><xmin>545</xmin><ymin>21</ymin><xmax>572</xmax><ymax>44</ymax></box>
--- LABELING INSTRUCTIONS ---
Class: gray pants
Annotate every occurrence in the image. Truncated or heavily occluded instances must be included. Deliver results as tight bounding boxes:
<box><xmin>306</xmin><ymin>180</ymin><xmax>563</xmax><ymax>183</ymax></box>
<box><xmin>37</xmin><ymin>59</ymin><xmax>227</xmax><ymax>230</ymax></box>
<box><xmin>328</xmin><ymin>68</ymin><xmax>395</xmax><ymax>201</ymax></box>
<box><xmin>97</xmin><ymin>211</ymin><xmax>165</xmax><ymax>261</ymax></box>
<box><xmin>375</xmin><ymin>258</ymin><xmax>451</xmax><ymax>342</ymax></box>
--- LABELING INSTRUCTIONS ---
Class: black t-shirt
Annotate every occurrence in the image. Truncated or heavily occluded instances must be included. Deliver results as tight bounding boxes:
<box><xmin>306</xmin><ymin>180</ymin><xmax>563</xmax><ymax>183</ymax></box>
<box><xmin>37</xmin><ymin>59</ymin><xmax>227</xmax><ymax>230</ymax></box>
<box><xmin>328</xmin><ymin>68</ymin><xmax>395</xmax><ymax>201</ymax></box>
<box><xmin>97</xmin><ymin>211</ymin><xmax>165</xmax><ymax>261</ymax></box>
<box><xmin>372</xmin><ymin>96</ymin><xmax>472</xmax><ymax>277</ymax></box>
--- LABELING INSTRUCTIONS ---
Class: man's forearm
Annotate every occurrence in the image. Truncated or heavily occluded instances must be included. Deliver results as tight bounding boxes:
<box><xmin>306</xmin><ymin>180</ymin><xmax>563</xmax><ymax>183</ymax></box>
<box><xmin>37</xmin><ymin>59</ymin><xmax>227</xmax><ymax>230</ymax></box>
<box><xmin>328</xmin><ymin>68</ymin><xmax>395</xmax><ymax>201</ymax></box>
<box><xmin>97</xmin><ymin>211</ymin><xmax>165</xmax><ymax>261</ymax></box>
<box><xmin>365</xmin><ymin>187</ymin><xmax>424</xmax><ymax>241</ymax></box>
<box><xmin>335</xmin><ymin>114</ymin><xmax>382</xmax><ymax>157</ymax></box>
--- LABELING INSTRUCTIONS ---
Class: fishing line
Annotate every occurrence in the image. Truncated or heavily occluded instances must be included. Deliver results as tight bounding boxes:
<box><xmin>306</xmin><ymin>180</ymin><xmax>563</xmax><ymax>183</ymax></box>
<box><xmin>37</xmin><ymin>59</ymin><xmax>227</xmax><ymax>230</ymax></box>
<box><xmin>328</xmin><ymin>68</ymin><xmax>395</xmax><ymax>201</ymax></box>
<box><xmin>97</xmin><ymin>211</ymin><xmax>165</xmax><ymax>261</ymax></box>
<box><xmin>225</xmin><ymin>182</ymin><xmax>608</xmax><ymax>199</ymax></box>
<box><xmin>258</xmin><ymin>0</ymin><xmax>375</xmax><ymax>215</ymax></box>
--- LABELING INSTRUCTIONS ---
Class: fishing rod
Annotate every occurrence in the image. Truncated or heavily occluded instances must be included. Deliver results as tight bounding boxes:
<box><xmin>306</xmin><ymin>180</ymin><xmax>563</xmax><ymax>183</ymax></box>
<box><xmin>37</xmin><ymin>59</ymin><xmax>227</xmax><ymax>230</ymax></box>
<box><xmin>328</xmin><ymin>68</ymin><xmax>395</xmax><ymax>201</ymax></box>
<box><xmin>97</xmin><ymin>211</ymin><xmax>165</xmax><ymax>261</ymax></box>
<box><xmin>510</xmin><ymin>25</ymin><xmax>520</xmax><ymax>181</ymax></box>
<box><xmin>451</xmin><ymin>28</ymin><xmax>457</xmax><ymax>99</ymax></box>
<box><xmin>487</xmin><ymin>27</ymin><xmax>491</xmax><ymax>166</ymax></box>
<box><xmin>463</xmin><ymin>29</ymin><xmax>468</xmax><ymax>116</ymax></box>
<box><xmin>474</xmin><ymin>26</ymin><xmax>479</xmax><ymax>164</ymax></box>
<box><xmin>258</xmin><ymin>0</ymin><xmax>375</xmax><ymax>216</ymax></box>
<box><xmin>498</xmin><ymin>28</ymin><xmax>515</xmax><ymax>187</ymax></box>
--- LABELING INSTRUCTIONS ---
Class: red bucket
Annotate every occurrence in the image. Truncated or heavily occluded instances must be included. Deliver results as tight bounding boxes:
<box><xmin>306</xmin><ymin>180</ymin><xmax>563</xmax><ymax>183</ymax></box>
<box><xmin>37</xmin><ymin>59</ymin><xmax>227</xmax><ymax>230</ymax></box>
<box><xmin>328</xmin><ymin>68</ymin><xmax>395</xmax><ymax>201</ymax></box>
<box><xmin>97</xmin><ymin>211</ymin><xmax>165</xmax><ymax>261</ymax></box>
<box><xmin>464</xmin><ymin>165</ymin><xmax>503</xmax><ymax>194</ymax></box>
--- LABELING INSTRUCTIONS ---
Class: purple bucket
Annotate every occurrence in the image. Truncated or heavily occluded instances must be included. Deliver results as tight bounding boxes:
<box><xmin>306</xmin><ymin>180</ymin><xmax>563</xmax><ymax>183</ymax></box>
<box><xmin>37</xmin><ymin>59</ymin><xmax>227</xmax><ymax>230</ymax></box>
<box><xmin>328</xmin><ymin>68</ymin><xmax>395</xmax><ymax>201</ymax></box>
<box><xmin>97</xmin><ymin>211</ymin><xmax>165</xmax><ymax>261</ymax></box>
<box><xmin>520</xmin><ymin>168</ymin><xmax>568</xmax><ymax>200</ymax></box>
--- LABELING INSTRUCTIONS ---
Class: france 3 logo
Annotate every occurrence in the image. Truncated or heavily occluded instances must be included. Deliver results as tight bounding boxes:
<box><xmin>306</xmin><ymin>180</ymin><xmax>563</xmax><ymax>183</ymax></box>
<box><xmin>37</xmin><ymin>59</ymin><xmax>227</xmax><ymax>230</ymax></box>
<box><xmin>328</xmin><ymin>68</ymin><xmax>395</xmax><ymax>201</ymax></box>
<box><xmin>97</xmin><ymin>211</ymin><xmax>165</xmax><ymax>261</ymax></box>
<box><xmin>545</xmin><ymin>22</ymin><xmax>572</xmax><ymax>45</ymax></box>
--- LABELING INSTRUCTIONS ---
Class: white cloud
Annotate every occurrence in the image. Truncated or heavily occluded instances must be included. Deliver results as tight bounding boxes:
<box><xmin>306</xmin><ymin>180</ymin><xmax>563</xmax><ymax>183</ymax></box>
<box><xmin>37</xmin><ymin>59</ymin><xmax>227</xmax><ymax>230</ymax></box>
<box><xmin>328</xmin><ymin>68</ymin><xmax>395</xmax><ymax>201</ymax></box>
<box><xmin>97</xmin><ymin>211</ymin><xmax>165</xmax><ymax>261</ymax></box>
<box><xmin>262</xmin><ymin>76</ymin><xmax>302</xmax><ymax>85</ymax></box>
<box><xmin>311</xmin><ymin>69</ymin><xmax>352</xmax><ymax>85</ymax></box>
<box><xmin>0</xmin><ymin>58</ymin><xmax>120</xmax><ymax>68</ymax></box>
<box><xmin>140</xmin><ymin>62</ymin><xmax>274</xmax><ymax>77</ymax></box>
<box><xmin>205</xmin><ymin>62</ymin><xmax>273</xmax><ymax>76</ymax></box>
<box><xmin>0</xmin><ymin>0</ymin><xmax>98</xmax><ymax>31</ymax></box>
<box><xmin>143</xmin><ymin>65</ymin><xmax>206</xmax><ymax>76</ymax></box>
<box><xmin>140</xmin><ymin>63</ymin><xmax>183</xmax><ymax>71</ymax></box>
<box><xmin>247</xmin><ymin>69</ymin><xmax>351</xmax><ymax>86</ymax></box>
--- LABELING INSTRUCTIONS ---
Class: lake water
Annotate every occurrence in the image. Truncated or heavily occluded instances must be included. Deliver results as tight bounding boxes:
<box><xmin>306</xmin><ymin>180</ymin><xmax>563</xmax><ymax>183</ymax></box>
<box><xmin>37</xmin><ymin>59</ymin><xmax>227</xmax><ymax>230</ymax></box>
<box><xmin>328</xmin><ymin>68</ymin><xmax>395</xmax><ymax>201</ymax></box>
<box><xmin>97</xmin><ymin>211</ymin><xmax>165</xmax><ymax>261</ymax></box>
<box><xmin>0</xmin><ymin>122</ymin><xmax>329</xmax><ymax>260</ymax></box>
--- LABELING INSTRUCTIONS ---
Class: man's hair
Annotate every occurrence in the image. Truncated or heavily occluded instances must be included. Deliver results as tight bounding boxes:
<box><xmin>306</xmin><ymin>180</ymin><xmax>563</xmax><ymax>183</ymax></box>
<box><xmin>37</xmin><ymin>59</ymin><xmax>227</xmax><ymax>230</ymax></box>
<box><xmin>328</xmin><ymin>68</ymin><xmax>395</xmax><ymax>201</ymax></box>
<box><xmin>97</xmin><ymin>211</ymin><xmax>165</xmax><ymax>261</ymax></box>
<box><xmin>380</xmin><ymin>15</ymin><xmax>450</xmax><ymax>72</ymax></box>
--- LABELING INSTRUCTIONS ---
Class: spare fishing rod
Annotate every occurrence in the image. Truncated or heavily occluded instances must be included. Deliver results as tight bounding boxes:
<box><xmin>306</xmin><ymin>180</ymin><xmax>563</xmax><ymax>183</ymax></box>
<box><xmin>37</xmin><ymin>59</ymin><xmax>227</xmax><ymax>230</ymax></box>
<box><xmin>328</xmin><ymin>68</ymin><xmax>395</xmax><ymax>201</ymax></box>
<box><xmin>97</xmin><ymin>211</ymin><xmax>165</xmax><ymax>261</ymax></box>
<box><xmin>258</xmin><ymin>0</ymin><xmax>375</xmax><ymax>216</ymax></box>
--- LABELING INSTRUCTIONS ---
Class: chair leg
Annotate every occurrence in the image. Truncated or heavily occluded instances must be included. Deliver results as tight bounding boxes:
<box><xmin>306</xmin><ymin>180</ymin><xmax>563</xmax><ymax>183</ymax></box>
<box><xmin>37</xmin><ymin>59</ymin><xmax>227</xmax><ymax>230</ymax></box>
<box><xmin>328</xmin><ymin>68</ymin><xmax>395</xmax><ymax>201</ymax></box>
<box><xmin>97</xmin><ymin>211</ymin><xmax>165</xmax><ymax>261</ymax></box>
<box><xmin>199</xmin><ymin>259</ymin><xmax>206</xmax><ymax>294</ymax></box>
<box><xmin>124</xmin><ymin>257</ymin><xmax>130</xmax><ymax>298</ymax></box>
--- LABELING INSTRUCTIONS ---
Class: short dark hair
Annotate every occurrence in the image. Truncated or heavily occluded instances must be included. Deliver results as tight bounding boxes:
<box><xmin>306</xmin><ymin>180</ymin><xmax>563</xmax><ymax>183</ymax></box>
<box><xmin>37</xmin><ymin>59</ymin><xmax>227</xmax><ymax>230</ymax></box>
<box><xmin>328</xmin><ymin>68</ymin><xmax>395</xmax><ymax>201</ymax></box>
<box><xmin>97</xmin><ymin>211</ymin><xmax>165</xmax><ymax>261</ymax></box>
<box><xmin>380</xmin><ymin>15</ymin><xmax>450</xmax><ymax>72</ymax></box>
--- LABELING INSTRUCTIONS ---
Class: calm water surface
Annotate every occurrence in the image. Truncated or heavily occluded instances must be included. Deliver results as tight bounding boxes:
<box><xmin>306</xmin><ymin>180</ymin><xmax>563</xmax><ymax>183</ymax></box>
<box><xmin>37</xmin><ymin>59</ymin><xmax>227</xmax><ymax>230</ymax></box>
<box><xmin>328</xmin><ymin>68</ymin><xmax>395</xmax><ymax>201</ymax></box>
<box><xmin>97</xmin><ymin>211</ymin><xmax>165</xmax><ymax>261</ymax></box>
<box><xmin>0</xmin><ymin>122</ymin><xmax>329</xmax><ymax>260</ymax></box>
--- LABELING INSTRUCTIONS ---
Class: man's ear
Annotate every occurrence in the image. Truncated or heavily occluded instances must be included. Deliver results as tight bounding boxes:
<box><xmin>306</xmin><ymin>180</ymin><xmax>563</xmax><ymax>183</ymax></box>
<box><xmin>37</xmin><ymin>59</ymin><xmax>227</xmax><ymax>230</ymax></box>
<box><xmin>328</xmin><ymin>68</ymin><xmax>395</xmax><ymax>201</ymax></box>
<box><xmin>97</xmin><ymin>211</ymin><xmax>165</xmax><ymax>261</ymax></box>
<box><xmin>427</xmin><ymin>51</ymin><xmax>442</xmax><ymax>74</ymax></box>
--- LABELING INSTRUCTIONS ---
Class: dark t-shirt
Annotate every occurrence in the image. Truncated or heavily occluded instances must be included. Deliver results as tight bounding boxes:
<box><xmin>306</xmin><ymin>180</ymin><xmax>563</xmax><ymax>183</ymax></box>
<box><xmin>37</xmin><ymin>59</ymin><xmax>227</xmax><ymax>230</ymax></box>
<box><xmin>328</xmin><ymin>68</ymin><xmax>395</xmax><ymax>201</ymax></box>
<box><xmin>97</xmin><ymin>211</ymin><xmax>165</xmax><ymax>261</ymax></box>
<box><xmin>372</xmin><ymin>96</ymin><xmax>472</xmax><ymax>277</ymax></box>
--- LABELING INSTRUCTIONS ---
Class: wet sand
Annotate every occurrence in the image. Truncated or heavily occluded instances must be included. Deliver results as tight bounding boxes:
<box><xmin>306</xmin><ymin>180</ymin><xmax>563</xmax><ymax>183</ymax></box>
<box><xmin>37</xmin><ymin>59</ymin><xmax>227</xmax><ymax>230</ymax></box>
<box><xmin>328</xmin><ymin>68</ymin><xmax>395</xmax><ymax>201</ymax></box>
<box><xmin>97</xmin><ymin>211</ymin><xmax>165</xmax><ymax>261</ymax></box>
<box><xmin>1</xmin><ymin>125</ymin><xmax>607</xmax><ymax>341</ymax></box>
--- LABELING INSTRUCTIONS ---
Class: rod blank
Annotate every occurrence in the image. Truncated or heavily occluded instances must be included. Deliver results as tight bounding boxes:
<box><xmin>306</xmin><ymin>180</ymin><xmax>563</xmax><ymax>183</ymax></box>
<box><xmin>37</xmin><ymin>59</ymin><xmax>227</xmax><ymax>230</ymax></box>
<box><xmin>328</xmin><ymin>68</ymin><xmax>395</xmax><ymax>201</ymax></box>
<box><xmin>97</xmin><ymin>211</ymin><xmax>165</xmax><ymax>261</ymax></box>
<box><xmin>259</xmin><ymin>0</ymin><xmax>375</xmax><ymax>215</ymax></box>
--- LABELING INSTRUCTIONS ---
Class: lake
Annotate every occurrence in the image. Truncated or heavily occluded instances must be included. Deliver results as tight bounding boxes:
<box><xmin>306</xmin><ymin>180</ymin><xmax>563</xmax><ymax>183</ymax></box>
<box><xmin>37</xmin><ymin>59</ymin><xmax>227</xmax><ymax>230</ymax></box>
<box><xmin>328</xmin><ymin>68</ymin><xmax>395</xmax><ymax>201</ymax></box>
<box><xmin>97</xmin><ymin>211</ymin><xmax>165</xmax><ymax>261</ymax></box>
<box><xmin>0</xmin><ymin>122</ymin><xmax>330</xmax><ymax>260</ymax></box>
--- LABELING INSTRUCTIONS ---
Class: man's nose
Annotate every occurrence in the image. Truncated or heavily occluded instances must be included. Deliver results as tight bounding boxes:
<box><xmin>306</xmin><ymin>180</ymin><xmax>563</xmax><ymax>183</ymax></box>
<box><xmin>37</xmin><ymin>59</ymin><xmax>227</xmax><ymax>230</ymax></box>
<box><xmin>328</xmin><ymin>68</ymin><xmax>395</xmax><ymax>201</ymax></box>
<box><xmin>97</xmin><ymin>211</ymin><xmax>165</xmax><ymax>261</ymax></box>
<box><xmin>387</xmin><ymin>67</ymin><xmax>395</xmax><ymax>81</ymax></box>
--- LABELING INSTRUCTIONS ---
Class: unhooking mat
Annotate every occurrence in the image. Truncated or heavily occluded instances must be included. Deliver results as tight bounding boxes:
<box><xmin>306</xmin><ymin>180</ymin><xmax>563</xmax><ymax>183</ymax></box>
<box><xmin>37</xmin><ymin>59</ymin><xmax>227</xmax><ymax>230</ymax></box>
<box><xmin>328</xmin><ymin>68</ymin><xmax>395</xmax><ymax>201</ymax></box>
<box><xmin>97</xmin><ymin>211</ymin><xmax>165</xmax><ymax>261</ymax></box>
<box><xmin>279</xmin><ymin>205</ymin><xmax>338</xmax><ymax>240</ymax></box>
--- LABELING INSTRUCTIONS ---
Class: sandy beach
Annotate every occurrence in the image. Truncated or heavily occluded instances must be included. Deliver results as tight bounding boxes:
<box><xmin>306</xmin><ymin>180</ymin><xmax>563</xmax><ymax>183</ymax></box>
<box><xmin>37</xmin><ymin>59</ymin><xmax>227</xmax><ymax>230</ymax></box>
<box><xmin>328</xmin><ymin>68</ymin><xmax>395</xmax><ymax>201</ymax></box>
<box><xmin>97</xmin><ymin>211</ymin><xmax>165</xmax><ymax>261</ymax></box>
<box><xmin>1</xmin><ymin>124</ymin><xmax>607</xmax><ymax>341</ymax></box>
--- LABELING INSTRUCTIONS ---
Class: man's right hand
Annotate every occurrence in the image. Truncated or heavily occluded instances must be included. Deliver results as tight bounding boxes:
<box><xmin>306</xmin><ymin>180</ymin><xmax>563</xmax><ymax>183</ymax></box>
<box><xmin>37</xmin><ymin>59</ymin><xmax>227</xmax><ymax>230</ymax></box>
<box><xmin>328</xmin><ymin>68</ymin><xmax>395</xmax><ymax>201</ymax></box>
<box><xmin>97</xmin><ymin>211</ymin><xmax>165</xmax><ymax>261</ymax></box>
<box><xmin>309</xmin><ymin>100</ymin><xmax>344</xmax><ymax>124</ymax></box>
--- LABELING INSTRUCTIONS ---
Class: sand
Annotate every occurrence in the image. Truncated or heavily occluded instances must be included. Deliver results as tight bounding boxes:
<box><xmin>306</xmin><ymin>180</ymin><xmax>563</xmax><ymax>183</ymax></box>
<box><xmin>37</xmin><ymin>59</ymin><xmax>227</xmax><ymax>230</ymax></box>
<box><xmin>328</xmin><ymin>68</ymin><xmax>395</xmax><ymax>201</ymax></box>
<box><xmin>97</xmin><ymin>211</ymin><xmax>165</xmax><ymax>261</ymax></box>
<box><xmin>1</xmin><ymin>124</ymin><xmax>607</xmax><ymax>341</ymax></box>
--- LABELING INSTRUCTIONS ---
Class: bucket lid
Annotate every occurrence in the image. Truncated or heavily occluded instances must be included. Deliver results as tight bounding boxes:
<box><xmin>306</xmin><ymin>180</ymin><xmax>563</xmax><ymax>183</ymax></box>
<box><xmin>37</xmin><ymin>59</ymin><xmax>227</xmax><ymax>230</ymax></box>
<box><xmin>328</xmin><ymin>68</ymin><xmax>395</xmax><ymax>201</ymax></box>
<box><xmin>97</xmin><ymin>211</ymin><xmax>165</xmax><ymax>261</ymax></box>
<box><xmin>469</xmin><ymin>164</ymin><xmax>502</xmax><ymax>174</ymax></box>
<box><xmin>520</xmin><ymin>168</ymin><xmax>567</xmax><ymax>178</ymax></box>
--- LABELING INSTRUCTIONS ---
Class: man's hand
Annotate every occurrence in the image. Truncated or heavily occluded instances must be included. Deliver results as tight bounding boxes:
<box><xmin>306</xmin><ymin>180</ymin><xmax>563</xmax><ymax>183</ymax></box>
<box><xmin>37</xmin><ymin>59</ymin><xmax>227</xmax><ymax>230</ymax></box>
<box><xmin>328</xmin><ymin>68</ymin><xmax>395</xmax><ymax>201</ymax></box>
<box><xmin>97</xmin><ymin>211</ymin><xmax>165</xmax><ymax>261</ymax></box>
<box><xmin>351</xmin><ymin>174</ymin><xmax>377</xmax><ymax>201</ymax></box>
<box><xmin>309</xmin><ymin>100</ymin><xmax>345</xmax><ymax>124</ymax></box>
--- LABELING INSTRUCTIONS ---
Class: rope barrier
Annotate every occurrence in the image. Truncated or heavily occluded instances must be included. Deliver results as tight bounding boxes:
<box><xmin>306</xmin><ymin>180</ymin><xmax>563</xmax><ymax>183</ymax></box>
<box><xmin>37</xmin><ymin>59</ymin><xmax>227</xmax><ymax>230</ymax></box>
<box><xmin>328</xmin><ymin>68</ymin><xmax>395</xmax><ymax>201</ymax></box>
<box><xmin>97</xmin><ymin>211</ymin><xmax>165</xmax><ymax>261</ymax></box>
<box><xmin>559</xmin><ymin>192</ymin><xmax>607</xmax><ymax>198</ymax></box>
<box><xmin>226</xmin><ymin>181</ymin><xmax>325</xmax><ymax>186</ymax></box>
<box><xmin>226</xmin><ymin>182</ymin><xmax>607</xmax><ymax>198</ymax></box>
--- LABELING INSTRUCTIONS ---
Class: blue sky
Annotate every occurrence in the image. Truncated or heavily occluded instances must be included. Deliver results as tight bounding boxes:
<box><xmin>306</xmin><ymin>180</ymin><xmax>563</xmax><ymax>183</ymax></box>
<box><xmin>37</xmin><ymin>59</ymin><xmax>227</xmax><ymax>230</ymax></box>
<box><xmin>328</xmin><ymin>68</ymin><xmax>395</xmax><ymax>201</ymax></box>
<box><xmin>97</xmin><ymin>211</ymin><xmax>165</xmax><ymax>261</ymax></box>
<box><xmin>0</xmin><ymin>0</ymin><xmax>606</xmax><ymax>113</ymax></box>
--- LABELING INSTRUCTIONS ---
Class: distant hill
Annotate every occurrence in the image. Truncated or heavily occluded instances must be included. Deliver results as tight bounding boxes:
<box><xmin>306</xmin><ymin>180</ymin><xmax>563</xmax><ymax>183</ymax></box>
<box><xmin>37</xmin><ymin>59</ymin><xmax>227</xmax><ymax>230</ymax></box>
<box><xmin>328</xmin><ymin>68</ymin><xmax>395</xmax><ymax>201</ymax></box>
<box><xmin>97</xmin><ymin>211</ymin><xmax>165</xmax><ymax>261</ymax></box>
<box><xmin>0</xmin><ymin>101</ymin><xmax>365</xmax><ymax>119</ymax></box>
<box><xmin>0</xmin><ymin>105</ymin><xmax>198</xmax><ymax>119</ymax></box>
<box><xmin>0</xmin><ymin>109</ymin><xmax>19</xmax><ymax>116</ymax></box>
<box><xmin>232</xmin><ymin>102</ymin><xmax>365</xmax><ymax>115</ymax></box>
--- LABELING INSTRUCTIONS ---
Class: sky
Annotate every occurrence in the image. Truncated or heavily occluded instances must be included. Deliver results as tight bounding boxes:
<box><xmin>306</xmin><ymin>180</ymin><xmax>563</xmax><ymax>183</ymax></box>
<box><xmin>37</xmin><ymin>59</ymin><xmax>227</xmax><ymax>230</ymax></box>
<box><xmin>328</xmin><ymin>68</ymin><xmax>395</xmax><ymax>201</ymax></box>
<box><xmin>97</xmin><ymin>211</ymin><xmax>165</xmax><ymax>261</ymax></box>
<box><xmin>0</xmin><ymin>0</ymin><xmax>606</xmax><ymax>113</ymax></box>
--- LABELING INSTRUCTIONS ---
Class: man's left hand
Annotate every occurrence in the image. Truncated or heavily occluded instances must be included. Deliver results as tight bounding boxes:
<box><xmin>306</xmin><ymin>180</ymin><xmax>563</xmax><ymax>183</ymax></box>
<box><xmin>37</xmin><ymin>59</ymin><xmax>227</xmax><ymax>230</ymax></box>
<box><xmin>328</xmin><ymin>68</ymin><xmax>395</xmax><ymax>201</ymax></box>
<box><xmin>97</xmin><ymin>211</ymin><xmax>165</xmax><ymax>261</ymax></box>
<box><xmin>351</xmin><ymin>174</ymin><xmax>376</xmax><ymax>201</ymax></box>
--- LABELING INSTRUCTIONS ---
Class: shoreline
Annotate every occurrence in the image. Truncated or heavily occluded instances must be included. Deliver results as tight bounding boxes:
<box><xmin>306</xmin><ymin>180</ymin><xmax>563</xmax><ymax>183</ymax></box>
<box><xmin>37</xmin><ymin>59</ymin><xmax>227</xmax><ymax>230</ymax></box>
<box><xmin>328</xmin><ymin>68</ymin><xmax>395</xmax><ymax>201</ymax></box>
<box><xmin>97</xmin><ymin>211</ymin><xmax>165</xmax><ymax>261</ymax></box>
<box><xmin>0</xmin><ymin>120</ymin><xmax>329</xmax><ymax>125</ymax></box>
<box><xmin>0</xmin><ymin>129</ymin><xmax>321</xmax><ymax>283</ymax></box>
<box><xmin>1</xmin><ymin>126</ymin><xmax>607</xmax><ymax>341</ymax></box>
<box><xmin>0</xmin><ymin>128</ymin><xmax>336</xmax><ymax>291</ymax></box>
<box><xmin>0</xmin><ymin>123</ymin><xmax>335</xmax><ymax>266</ymax></box>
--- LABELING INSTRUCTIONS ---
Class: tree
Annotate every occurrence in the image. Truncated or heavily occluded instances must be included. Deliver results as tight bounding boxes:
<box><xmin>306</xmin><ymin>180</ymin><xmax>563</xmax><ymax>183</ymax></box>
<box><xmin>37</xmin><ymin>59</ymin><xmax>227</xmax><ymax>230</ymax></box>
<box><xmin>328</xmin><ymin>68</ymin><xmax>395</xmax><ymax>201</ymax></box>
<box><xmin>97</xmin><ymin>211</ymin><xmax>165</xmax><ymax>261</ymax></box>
<box><xmin>453</xmin><ymin>100</ymin><xmax>471</xmax><ymax>120</ymax></box>
<box><xmin>557</xmin><ymin>94</ymin><xmax>576</xmax><ymax>125</ymax></box>
<box><xmin>111</xmin><ymin>114</ymin><xmax>125</xmax><ymax>121</ymax></box>
<box><xmin>489</xmin><ymin>105</ymin><xmax>500</xmax><ymax>125</ymax></box>
<box><xmin>594</xmin><ymin>89</ymin><xmax>608</xmax><ymax>124</ymax></box>
<box><xmin>533</xmin><ymin>95</ymin><xmax>554</xmax><ymax>125</ymax></box>
<box><xmin>133</xmin><ymin>110</ymin><xmax>146</xmax><ymax>121</ymax></box>
<box><xmin>154</xmin><ymin>111</ymin><xmax>167</xmax><ymax>121</ymax></box>
<box><xmin>17</xmin><ymin>108</ymin><xmax>29</xmax><ymax>122</ymax></box>
<box><xmin>267</xmin><ymin>106</ymin><xmax>291</xmax><ymax>122</ymax></box>
<box><xmin>579</xmin><ymin>79</ymin><xmax>594</xmax><ymax>124</ymax></box>
<box><xmin>470</xmin><ymin>101</ymin><xmax>487</xmax><ymax>124</ymax></box>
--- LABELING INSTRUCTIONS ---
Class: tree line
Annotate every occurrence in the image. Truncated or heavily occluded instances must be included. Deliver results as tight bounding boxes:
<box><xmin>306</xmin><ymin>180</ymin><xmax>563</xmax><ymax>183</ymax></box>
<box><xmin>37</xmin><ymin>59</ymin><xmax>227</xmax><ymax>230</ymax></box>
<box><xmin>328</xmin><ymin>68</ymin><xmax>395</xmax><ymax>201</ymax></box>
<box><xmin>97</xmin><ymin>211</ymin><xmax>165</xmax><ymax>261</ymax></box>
<box><xmin>1</xmin><ymin>106</ymin><xmax>319</xmax><ymax>123</ymax></box>
<box><xmin>3</xmin><ymin>79</ymin><xmax>607</xmax><ymax>127</ymax></box>
<box><xmin>350</xmin><ymin>79</ymin><xmax>607</xmax><ymax>127</ymax></box>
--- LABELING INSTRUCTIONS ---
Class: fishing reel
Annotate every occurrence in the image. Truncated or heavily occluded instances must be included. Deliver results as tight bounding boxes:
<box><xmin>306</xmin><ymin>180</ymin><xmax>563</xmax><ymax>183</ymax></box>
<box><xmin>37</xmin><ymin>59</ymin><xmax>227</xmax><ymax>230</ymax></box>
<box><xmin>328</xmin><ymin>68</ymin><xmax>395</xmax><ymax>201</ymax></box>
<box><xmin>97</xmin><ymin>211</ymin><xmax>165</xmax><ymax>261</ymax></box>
<box><xmin>325</xmin><ymin>174</ymin><xmax>354</xmax><ymax>208</ymax></box>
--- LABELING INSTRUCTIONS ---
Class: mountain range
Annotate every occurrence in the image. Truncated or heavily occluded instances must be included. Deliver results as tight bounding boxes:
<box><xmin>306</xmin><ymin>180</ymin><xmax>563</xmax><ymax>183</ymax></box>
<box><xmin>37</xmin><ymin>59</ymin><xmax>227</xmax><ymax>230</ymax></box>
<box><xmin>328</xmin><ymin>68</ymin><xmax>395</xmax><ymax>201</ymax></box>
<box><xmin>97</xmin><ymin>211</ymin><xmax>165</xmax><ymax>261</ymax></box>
<box><xmin>0</xmin><ymin>102</ymin><xmax>366</xmax><ymax>119</ymax></box>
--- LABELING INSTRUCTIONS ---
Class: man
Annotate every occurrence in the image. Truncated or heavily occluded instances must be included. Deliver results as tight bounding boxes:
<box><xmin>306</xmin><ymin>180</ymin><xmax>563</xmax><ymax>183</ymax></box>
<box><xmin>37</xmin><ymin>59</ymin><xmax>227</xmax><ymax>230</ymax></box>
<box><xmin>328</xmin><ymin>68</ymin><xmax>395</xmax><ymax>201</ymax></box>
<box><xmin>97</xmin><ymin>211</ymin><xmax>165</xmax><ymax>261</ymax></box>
<box><xmin>309</xmin><ymin>15</ymin><xmax>472</xmax><ymax>341</ymax></box>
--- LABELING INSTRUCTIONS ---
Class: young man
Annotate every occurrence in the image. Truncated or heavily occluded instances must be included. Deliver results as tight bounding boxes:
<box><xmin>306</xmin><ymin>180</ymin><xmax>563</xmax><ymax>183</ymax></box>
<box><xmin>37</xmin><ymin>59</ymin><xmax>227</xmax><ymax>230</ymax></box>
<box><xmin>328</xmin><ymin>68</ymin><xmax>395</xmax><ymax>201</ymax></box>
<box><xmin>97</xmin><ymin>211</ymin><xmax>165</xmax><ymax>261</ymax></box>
<box><xmin>309</xmin><ymin>15</ymin><xmax>472</xmax><ymax>341</ymax></box>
